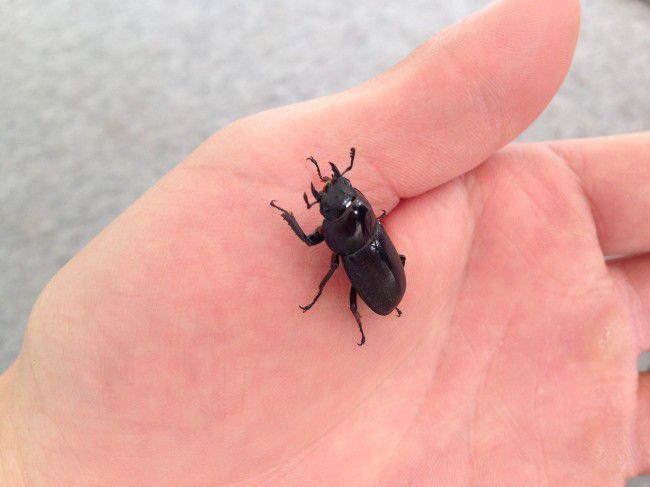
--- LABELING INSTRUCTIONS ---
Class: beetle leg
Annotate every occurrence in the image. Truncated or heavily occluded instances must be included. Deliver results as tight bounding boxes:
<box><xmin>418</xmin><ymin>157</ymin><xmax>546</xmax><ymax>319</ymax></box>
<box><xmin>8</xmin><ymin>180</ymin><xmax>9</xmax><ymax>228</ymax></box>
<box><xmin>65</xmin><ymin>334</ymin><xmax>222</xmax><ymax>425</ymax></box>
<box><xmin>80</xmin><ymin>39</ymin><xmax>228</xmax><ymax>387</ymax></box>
<box><xmin>299</xmin><ymin>253</ymin><xmax>339</xmax><ymax>312</ymax></box>
<box><xmin>377</xmin><ymin>209</ymin><xmax>387</xmax><ymax>220</ymax></box>
<box><xmin>270</xmin><ymin>201</ymin><xmax>324</xmax><ymax>246</ymax></box>
<box><xmin>396</xmin><ymin>256</ymin><xmax>406</xmax><ymax>316</ymax></box>
<box><xmin>349</xmin><ymin>287</ymin><xmax>366</xmax><ymax>346</ymax></box>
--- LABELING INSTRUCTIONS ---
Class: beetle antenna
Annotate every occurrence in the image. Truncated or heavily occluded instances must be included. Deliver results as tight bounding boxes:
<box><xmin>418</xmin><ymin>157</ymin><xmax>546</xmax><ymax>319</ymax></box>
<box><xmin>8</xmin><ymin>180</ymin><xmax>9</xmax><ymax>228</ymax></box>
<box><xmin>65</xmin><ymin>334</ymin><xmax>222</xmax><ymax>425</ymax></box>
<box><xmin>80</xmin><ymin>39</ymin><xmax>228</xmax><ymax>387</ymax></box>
<box><xmin>341</xmin><ymin>147</ymin><xmax>355</xmax><ymax>175</ymax></box>
<box><xmin>310</xmin><ymin>182</ymin><xmax>322</xmax><ymax>202</ymax></box>
<box><xmin>329</xmin><ymin>162</ymin><xmax>341</xmax><ymax>179</ymax></box>
<box><xmin>307</xmin><ymin>156</ymin><xmax>328</xmax><ymax>182</ymax></box>
<box><xmin>303</xmin><ymin>191</ymin><xmax>319</xmax><ymax>209</ymax></box>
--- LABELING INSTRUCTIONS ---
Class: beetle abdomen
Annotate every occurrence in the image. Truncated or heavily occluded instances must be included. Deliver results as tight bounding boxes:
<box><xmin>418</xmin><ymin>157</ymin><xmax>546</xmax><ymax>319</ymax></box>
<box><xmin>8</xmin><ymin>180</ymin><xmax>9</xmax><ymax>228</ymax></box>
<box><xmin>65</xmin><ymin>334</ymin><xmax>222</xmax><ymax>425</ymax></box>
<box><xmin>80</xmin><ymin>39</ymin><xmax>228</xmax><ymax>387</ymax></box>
<box><xmin>342</xmin><ymin>223</ymin><xmax>406</xmax><ymax>315</ymax></box>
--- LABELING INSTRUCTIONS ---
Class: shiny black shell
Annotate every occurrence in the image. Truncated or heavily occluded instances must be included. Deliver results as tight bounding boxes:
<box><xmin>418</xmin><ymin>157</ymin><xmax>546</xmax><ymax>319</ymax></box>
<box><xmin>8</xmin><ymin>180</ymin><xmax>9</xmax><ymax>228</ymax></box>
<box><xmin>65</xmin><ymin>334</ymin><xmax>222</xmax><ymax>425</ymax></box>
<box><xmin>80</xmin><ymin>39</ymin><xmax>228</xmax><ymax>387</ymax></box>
<box><xmin>321</xmin><ymin>188</ymin><xmax>406</xmax><ymax>314</ymax></box>
<box><xmin>341</xmin><ymin>223</ymin><xmax>406</xmax><ymax>315</ymax></box>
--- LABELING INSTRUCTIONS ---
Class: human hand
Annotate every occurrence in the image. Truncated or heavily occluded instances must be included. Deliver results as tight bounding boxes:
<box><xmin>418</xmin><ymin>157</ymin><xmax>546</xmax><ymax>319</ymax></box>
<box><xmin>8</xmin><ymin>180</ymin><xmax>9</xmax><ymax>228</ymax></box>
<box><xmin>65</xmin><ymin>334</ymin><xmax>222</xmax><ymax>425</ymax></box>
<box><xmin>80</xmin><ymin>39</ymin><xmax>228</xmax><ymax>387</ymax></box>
<box><xmin>2</xmin><ymin>0</ymin><xmax>648</xmax><ymax>484</ymax></box>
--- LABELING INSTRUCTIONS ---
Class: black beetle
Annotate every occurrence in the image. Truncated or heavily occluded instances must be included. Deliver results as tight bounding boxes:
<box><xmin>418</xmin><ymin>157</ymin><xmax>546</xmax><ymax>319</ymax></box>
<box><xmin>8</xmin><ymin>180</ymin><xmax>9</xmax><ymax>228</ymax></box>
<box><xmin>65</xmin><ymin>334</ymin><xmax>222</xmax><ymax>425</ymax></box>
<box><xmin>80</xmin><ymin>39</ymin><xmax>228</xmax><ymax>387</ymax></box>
<box><xmin>270</xmin><ymin>148</ymin><xmax>406</xmax><ymax>345</ymax></box>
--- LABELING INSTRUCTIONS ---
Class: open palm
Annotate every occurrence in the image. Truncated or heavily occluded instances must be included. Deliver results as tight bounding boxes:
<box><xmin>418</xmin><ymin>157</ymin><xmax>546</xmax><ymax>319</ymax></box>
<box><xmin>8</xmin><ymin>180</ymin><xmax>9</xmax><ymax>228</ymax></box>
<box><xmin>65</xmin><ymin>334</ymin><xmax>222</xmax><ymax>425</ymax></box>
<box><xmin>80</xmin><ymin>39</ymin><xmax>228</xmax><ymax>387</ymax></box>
<box><xmin>2</xmin><ymin>0</ymin><xmax>648</xmax><ymax>485</ymax></box>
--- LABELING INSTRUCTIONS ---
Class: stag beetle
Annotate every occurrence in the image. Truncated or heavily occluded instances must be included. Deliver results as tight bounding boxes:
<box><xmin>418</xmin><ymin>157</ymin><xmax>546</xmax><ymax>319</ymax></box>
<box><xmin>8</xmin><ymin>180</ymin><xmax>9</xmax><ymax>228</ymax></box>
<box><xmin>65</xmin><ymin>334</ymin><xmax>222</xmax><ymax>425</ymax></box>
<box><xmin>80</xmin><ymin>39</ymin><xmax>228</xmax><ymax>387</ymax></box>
<box><xmin>270</xmin><ymin>148</ymin><xmax>406</xmax><ymax>345</ymax></box>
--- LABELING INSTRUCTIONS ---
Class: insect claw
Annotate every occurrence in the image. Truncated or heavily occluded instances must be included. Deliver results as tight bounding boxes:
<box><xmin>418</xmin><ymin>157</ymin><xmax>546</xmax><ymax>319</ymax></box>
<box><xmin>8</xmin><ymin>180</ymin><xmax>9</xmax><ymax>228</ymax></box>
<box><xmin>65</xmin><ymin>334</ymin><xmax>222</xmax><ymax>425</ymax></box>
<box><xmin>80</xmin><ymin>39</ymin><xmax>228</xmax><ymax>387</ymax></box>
<box><xmin>271</xmin><ymin>200</ymin><xmax>293</xmax><ymax>216</ymax></box>
<box><xmin>329</xmin><ymin>162</ymin><xmax>341</xmax><ymax>178</ymax></box>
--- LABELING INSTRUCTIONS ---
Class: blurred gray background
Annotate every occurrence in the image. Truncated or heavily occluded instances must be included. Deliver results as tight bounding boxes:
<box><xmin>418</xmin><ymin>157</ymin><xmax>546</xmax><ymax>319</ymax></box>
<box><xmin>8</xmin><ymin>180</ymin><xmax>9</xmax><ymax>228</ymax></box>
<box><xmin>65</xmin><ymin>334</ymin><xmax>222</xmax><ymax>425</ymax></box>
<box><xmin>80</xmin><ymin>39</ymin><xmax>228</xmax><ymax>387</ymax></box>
<box><xmin>1</xmin><ymin>0</ymin><xmax>649</xmax><ymax>483</ymax></box>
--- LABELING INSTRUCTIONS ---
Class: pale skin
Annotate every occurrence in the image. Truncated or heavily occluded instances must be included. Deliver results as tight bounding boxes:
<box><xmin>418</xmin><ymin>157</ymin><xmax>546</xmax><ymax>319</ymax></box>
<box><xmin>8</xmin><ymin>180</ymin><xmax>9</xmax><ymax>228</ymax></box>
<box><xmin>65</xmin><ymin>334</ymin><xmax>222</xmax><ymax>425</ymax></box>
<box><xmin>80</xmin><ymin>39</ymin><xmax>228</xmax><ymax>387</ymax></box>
<box><xmin>1</xmin><ymin>0</ymin><xmax>649</xmax><ymax>484</ymax></box>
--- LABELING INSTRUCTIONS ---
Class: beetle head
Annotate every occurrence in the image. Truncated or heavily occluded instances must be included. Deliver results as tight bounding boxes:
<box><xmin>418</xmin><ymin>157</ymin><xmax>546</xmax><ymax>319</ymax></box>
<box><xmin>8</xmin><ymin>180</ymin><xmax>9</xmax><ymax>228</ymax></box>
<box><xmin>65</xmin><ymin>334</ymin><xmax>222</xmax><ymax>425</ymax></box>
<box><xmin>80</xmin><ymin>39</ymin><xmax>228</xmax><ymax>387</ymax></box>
<box><xmin>318</xmin><ymin>165</ymin><xmax>356</xmax><ymax>220</ymax></box>
<box><xmin>306</xmin><ymin>150</ymin><xmax>356</xmax><ymax>220</ymax></box>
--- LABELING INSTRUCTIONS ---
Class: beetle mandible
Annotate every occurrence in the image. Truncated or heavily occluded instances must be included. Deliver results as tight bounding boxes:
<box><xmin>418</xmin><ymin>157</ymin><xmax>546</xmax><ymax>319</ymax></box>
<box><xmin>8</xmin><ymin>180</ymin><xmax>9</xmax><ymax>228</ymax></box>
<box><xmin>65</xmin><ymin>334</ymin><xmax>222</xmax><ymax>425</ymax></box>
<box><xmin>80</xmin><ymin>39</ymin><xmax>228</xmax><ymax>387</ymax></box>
<box><xmin>270</xmin><ymin>148</ymin><xmax>406</xmax><ymax>345</ymax></box>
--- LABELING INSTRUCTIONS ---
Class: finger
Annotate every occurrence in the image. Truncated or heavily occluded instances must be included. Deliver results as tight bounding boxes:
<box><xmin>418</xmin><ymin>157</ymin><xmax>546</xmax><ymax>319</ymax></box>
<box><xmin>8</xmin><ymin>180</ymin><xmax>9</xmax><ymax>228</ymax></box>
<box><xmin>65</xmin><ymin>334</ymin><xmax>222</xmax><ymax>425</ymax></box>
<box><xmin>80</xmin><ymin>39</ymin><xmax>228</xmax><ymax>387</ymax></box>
<box><xmin>546</xmin><ymin>132</ymin><xmax>650</xmax><ymax>255</ymax></box>
<box><xmin>203</xmin><ymin>0</ymin><xmax>580</xmax><ymax>202</ymax></box>
<box><xmin>612</xmin><ymin>253</ymin><xmax>650</xmax><ymax>352</ymax></box>
<box><xmin>634</xmin><ymin>373</ymin><xmax>650</xmax><ymax>475</ymax></box>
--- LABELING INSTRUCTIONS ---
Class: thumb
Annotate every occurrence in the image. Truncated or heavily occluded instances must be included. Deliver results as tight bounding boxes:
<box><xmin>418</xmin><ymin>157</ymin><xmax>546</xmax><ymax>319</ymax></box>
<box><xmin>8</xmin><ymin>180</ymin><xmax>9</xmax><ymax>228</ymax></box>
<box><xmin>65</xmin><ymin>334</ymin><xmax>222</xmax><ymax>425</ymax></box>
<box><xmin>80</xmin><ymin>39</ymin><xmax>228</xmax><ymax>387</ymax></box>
<box><xmin>211</xmin><ymin>0</ymin><xmax>580</xmax><ymax>204</ymax></box>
